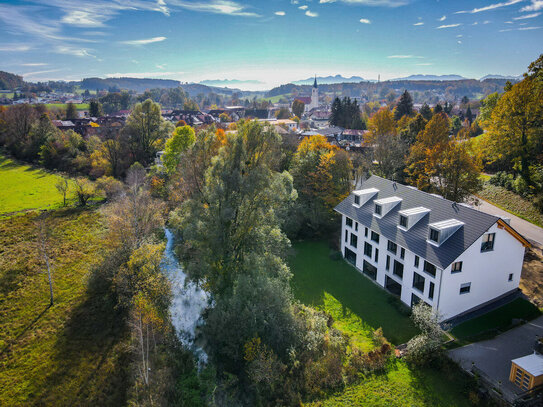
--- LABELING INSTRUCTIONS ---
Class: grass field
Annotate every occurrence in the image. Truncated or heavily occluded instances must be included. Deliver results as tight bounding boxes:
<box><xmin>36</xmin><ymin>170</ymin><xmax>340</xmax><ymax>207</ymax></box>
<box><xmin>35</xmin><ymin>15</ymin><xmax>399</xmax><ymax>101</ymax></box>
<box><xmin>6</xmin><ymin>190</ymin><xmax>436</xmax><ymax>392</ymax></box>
<box><xmin>0</xmin><ymin>155</ymin><xmax>72</xmax><ymax>215</ymax></box>
<box><xmin>450</xmin><ymin>298</ymin><xmax>541</xmax><ymax>345</ymax></box>
<box><xmin>289</xmin><ymin>240</ymin><xmax>418</xmax><ymax>345</ymax></box>
<box><xmin>477</xmin><ymin>182</ymin><xmax>543</xmax><ymax>227</ymax></box>
<box><xmin>44</xmin><ymin>103</ymin><xmax>89</xmax><ymax>111</ymax></box>
<box><xmin>0</xmin><ymin>208</ymin><xmax>130</xmax><ymax>406</ymax></box>
<box><xmin>289</xmin><ymin>240</ymin><xmax>478</xmax><ymax>407</ymax></box>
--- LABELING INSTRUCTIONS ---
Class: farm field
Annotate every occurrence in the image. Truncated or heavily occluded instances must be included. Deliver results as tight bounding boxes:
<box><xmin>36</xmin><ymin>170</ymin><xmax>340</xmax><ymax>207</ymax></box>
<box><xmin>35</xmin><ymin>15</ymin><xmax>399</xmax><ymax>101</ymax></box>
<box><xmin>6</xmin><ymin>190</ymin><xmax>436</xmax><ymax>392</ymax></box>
<box><xmin>0</xmin><ymin>155</ymin><xmax>71</xmax><ymax>215</ymax></box>
<box><xmin>44</xmin><ymin>103</ymin><xmax>89</xmax><ymax>111</ymax></box>
<box><xmin>289</xmin><ymin>240</ymin><xmax>479</xmax><ymax>407</ymax></box>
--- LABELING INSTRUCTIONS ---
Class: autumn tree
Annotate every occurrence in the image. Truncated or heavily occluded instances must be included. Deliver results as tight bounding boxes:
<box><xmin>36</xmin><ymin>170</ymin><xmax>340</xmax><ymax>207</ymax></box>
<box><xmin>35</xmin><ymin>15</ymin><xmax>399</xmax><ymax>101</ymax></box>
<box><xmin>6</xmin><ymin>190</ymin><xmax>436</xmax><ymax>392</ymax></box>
<box><xmin>367</xmin><ymin>107</ymin><xmax>407</xmax><ymax>180</ymax></box>
<box><xmin>292</xmin><ymin>99</ymin><xmax>305</xmax><ymax>118</ymax></box>
<box><xmin>65</xmin><ymin>102</ymin><xmax>77</xmax><ymax>120</ymax></box>
<box><xmin>55</xmin><ymin>177</ymin><xmax>70</xmax><ymax>206</ymax></box>
<box><xmin>122</xmin><ymin>99</ymin><xmax>174</xmax><ymax>166</ymax></box>
<box><xmin>162</xmin><ymin>125</ymin><xmax>196</xmax><ymax>173</ymax></box>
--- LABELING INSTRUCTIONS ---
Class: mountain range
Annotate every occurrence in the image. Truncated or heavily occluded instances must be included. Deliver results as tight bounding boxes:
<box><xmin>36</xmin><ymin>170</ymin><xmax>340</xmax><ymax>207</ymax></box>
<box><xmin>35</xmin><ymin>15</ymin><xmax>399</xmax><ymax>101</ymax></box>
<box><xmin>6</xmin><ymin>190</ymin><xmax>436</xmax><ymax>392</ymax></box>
<box><xmin>293</xmin><ymin>75</ymin><xmax>366</xmax><ymax>85</ymax></box>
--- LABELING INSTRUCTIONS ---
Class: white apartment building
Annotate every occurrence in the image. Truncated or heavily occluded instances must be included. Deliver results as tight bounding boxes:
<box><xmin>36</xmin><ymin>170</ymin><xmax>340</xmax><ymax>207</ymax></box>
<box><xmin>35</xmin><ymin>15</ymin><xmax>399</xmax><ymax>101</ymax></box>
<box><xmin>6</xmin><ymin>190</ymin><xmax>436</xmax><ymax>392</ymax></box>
<box><xmin>335</xmin><ymin>175</ymin><xmax>530</xmax><ymax>322</ymax></box>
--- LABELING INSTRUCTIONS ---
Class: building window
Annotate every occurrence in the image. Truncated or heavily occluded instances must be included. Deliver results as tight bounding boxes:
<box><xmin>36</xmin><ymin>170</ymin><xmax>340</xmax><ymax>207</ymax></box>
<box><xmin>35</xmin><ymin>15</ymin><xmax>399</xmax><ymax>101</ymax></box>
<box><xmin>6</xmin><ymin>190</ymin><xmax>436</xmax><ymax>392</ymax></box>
<box><xmin>393</xmin><ymin>260</ymin><xmax>404</xmax><ymax>279</ymax></box>
<box><xmin>386</xmin><ymin>255</ymin><xmax>390</xmax><ymax>270</ymax></box>
<box><xmin>451</xmin><ymin>261</ymin><xmax>463</xmax><ymax>273</ymax></box>
<box><xmin>411</xmin><ymin>293</ymin><xmax>421</xmax><ymax>307</ymax></box>
<box><xmin>429</xmin><ymin>228</ymin><xmax>440</xmax><ymax>243</ymax></box>
<box><xmin>399</xmin><ymin>215</ymin><xmax>408</xmax><ymax>228</ymax></box>
<box><xmin>423</xmin><ymin>261</ymin><xmax>436</xmax><ymax>277</ymax></box>
<box><xmin>400</xmin><ymin>248</ymin><xmax>405</xmax><ymax>260</ymax></box>
<box><xmin>375</xmin><ymin>248</ymin><xmax>379</xmax><ymax>262</ymax></box>
<box><xmin>375</xmin><ymin>204</ymin><xmax>382</xmax><ymax>216</ymax></box>
<box><xmin>364</xmin><ymin>242</ymin><xmax>372</xmax><ymax>257</ymax></box>
<box><xmin>387</xmin><ymin>240</ymin><xmax>397</xmax><ymax>254</ymax></box>
<box><xmin>355</xmin><ymin>222</ymin><xmax>358</xmax><ymax>231</ymax></box>
<box><xmin>345</xmin><ymin>230</ymin><xmax>348</xmax><ymax>243</ymax></box>
<box><xmin>413</xmin><ymin>272</ymin><xmax>425</xmax><ymax>292</ymax></box>
<box><xmin>508</xmin><ymin>273</ymin><xmax>513</xmax><ymax>281</ymax></box>
<box><xmin>371</xmin><ymin>231</ymin><xmax>380</xmax><ymax>243</ymax></box>
<box><xmin>350</xmin><ymin>234</ymin><xmax>358</xmax><ymax>248</ymax></box>
<box><xmin>459</xmin><ymin>283</ymin><xmax>471</xmax><ymax>294</ymax></box>
<box><xmin>414</xmin><ymin>255</ymin><xmax>419</xmax><ymax>268</ymax></box>
<box><xmin>481</xmin><ymin>233</ymin><xmax>495</xmax><ymax>252</ymax></box>
<box><xmin>346</xmin><ymin>217</ymin><xmax>353</xmax><ymax>228</ymax></box>
<box><xmin>354</xmin><ymin>195</ymin><xmax>360</xmax><ymax>205</ymax></box>
<box><xmin>429</xmin><ymin>282</ymin><xmax>435</xmax><ymax>299</ymax></box>
<box><xmin>365</xmin><ymin>227</ymin><xmax>368</xmax><ymax>237</ymax></box>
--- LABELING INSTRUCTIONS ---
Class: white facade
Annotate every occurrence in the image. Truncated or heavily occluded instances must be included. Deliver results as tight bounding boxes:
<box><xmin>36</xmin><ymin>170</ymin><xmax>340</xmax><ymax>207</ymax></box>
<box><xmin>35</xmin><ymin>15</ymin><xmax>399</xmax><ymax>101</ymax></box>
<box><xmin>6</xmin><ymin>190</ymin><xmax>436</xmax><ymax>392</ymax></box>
<box><xmin>305</xmin><ymin>77</ymin><xmax>319</xmax><ymax>112</ymax></box>
<box><xmin>340</xmin><ymin>214</ymin><xmax>526</xmax><ymax>321</ymax></box>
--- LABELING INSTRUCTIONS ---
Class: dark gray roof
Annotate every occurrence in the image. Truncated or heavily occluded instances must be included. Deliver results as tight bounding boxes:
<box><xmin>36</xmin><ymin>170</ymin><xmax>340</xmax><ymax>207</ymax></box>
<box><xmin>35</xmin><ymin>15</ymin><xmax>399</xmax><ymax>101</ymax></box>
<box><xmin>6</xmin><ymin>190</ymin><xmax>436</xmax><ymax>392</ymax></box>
<box><xmin>334</xmin><ymin>175</ymin><xmax>500</xmax><ymax>270</ymax></box>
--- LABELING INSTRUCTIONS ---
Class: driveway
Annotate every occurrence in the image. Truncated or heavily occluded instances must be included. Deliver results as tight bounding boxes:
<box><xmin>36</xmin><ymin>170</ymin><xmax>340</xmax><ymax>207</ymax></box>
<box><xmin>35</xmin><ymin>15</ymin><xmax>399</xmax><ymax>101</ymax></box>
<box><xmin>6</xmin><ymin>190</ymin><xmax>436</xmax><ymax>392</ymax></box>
<box><xmin>475</xmin><ymin>197</ymin><xmax>543</xmax><ymax>247</ymax></box>
<box><xmin>448</xmin><ymin>315</ymin><xmax>543</xmax><ymax>402</ymax></box>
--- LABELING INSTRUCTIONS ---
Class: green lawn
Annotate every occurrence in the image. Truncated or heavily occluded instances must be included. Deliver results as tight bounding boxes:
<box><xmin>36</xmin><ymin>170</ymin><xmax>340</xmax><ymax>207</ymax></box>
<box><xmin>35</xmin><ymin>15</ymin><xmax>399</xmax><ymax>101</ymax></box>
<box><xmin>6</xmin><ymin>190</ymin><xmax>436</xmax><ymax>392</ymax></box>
<box><xmin>44</xmin><ymin>103</ymin><xmax>89</xmax><ymax>111</ymax></box>
<box><xmin>0</xmin><ymin>155</ymin><xmax>72</xmax><ymax>215</ymax></box>
<box><xmin>289</xmin><ymin>241</ymin><xmax>478</xmax><ymax>407</ymax></box>
<box><xmin>450</xmin><ymin>298</ymin><xmax>541</xmax><ymax>344</ymax></box>
<box><xmin>0</xmin><ymin>208</ymin><xmax>130</xmax><ymax>406</ymax></box>
<box><xmin>289</xmin><ymin>240</ymin><xmax>418</xmax><ymax>345</ymax></box>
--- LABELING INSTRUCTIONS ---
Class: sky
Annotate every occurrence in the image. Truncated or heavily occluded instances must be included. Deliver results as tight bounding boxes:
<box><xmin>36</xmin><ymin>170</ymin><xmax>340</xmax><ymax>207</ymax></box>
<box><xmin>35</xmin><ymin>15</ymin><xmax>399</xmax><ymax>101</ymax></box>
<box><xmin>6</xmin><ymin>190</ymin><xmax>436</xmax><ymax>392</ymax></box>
<box><xmin>0</xmin><ymin>0</ymin><xmax>542</xmax><ymax>90</ymax></box>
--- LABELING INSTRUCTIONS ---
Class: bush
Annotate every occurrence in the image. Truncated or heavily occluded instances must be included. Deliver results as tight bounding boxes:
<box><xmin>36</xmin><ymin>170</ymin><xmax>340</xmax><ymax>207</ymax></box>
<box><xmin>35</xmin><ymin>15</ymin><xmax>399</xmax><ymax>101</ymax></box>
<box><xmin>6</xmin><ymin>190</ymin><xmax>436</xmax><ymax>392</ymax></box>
<box><xmin>96</xmin><ymin>176</ymin><xmax>123</xmax><ymax>201</ymax></box>
<box><xmin>74</xmin><ymin>177</ymin><xmax>95</xmax><ymax>206</ymax></box>
<box><xmin>489</xmin><ymin>171</ymin><xmax>514</xmax><ymax>190</ymax></box>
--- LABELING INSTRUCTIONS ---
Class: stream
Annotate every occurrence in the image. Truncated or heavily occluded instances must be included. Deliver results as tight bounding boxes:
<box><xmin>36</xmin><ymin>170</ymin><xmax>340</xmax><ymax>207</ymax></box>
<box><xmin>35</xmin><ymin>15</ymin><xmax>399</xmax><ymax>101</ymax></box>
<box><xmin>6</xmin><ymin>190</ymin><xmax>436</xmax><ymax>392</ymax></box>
<box><xmin>162</xmin><ymin>228</ymin><xmax>209</xmax><ymax>364</ymax></box>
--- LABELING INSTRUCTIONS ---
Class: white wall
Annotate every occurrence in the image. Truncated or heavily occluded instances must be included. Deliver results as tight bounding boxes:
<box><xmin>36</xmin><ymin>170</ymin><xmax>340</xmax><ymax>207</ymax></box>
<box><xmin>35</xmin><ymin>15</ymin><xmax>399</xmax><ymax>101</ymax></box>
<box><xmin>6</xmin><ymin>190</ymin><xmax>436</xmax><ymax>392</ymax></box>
<box><xmin>436</xmin><ymin>222</ymin><xmax>525</xmax><ymax>321</ymax></box>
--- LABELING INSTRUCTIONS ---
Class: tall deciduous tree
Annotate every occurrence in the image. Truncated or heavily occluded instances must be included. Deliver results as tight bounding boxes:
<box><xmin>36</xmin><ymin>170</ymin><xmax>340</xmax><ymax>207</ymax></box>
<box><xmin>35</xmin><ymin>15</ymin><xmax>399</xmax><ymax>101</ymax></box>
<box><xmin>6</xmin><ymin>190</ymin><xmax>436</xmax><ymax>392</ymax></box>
<box><xmin>122</xmin><ymin>99</ymin><xmax>174</xmax><ymax>166</ymax></box>
<box><xmin>292</xmin><ymin>99</ymin><xmax>305</xmax><ymax>118</ymax></box>
<box><xmin>89</xmin><ymin>99</ymin><xmax>103</xmax><ymax>117</ymax></box>
<box><xmin>162</xmin><ymin>125</ymin><xmax>196</xmax><ymax>173</ymax></box>
<box><xmin>65</xmin><ymin>102</ymin><xmax>77</xmax><ymax>120</ymax></box>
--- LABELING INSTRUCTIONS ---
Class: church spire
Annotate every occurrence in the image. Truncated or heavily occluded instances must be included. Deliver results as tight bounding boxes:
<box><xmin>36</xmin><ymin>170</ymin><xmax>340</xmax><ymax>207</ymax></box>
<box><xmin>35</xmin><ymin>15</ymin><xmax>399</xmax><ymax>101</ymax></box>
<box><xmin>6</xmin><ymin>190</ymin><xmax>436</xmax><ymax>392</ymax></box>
<box><xmin>313</xmin><ymin>75</ymin><xmax>318</xmax><ymax>88</ymax></box>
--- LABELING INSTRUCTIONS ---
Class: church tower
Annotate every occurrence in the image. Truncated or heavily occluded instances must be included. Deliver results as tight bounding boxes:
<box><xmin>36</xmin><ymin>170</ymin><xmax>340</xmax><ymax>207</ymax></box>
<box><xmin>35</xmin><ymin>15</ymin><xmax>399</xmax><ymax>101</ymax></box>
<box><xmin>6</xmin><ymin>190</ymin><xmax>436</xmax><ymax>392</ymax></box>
<box><xmin>310</xmin><ymin>75</ymin><xmax>319</xmax><ymax>110</ymax></box>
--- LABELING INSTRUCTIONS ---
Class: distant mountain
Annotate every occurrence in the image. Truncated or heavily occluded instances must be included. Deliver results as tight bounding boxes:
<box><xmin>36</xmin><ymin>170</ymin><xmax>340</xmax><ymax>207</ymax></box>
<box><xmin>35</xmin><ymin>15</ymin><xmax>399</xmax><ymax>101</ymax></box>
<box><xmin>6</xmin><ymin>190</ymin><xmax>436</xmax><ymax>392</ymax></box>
<box><xmin>293</xmin><ymin>75</ymin><xmax>365</xmax><ymax>85</ymax></box>
<box><xmin>199</xmin><ymin>79</ymin><xmax>264</xmax><ymax>87</ymax></box>
<box><xmin>480</xmin><ymin>74</ymin><xmax>521</xmax><ymax>81</ymax></box>
<box><xmin>81</xmin><ymin>77</ymin><xmax>181</xmax><ymax>92</ymax></box>
<box><xmin>391</xmin><ymin>74</ymin><xmax>468</xmax><ymax>81</ymax></box>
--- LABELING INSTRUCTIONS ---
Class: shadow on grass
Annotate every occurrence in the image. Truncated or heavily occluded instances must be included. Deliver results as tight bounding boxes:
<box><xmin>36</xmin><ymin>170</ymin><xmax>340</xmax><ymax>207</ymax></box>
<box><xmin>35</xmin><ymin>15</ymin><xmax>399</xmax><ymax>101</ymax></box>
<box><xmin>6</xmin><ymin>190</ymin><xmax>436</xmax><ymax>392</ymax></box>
<box><xmin>41</xmin><ymin>267</ymin><xmax>131</xmax><ymax>406</ymax></box>
<box><xmin>0</xmin><ymin>305</ymin><xmax>50</xmax><ymax>357</ymax></box>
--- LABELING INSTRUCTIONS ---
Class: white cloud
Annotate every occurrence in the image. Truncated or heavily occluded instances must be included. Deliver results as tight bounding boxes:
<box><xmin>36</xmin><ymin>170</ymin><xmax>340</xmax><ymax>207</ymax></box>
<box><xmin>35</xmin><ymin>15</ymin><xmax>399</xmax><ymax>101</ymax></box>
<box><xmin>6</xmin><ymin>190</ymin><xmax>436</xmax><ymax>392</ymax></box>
<box><xmin>518</xmin><ymin>25</ymin><xmax>542</xmax><ymax>29</ymax></box>
<box><xmin>483</xmin><ymin>20</ymin><xmax>491</xmax><ymax>24</ymax></box>
<box><xmin>416</xmin><ymin>63</ymin><xmax>433</xmax><ymax>66</ymax></box>
<box><xmin>360</xmin><ymin>18</ymin><xmax>371</xmax><ymax>23</ymax></box>
<box><xmin>319</xmin><ymin>0</ymin><xmax>409</xmax><ymax>6</ymax></box>
<box><xmin>275</xmin><ymin>11</ymin><xmax>286</xmax><ymax>16</ymax></box>
<box><xmin>299</xmin><ymin>5</ymin><xmax>308</xmax><ymax>10</ymax></box>
<box><xmin>437</xmin><ymin>23</ymin><xmax>462</xmax><ymax>29</ymax></box>
<box><xmin>169</xmin><ymin>1</ymin><xmax>260</xmax><ymax>17</ymax></box>
<box><xmin>521</xmin><ymin>0</ymin><xmax>543</xmax><ymax>12</ymax></box>
<box><xmin>387</xmin><ymin>55</ymin><xmax>424</xmax><ymax>58</ymax></box>
<box><xmin>62</xmin><ymin>10</ymin><xmax>106</xmax><ymax>27</ymax></box>
<box><xmin>513</xmin><ymin>12</ymin><xmax>541</xmax><ymax>19</ymax></box>
<box><xmin>22</xmin><ymin>68</ymin><xmax>62</xmax><ymax>78</ymax></box>
<box><xmin>455</xmin><ymin>0</ymin><xmax>523</xmax><ymax>14</ymax></box>
<box><xmin>500</xmin><ymin>28</ymin><xmax>513</xmax><ymax>31</ymax></box>
<box><xmin>456</xmin><ymin>34</ymin><xmax>463</xmax><ymax>37</ymax></box>
<box><xmin>305</xmin><ymin>10</ymin><xmax>318</xmax><ymax>17</ymax></box>
<box><xmin>55</xmin><ymin>45</ymin><xmax>95</xmax><ymax>57</ymax></box>
<box><xmin>121</xmin><ymin>36</ymin><xmax>167</xmax><ymax>45</ymax></box>
<box><xmin>21</xmin><ymin>62</ymin><xmax>48</xmax><ymax>66</ymax></box>
<box><xmin>0</xmin><ymin>44</ymin><xmax>32</xmax><ymax>52</ymax></box>
<box><xmin>438</xmin><ymin>15</ymin><xmax>446</xmax><ymax>21</ymax></box>
<box><xmin>413</xmin><ymin>22</ymin><xmax>424</xmax><ymax>25</ymax></box>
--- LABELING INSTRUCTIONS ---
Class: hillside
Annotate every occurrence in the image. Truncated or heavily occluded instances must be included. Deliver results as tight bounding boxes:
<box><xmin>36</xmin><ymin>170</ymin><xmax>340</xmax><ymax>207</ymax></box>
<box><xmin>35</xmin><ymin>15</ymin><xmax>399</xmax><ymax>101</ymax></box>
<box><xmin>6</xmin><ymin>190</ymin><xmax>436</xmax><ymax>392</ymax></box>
<box><xmin>0</xmin><ymin>71</ymin><xmax>25</xmax><ymax>90</ymax></box>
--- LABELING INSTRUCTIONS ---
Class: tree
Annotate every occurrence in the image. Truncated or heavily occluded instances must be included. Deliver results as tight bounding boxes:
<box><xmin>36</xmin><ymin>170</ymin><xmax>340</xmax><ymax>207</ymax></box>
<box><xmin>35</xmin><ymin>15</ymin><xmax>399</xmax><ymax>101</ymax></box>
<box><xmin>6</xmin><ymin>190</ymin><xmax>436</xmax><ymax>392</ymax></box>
<box><xmin>465</xmin><ymin>105</ymin><xmax>473</xmax><ymax>124</ymax></box>
<box><xmin>183</xmin><ymin>99</ymin><xmax>199</xmax><ymax>111</ymax></box>
<box><xmin>89</xmin><ymin>99</ymin><xmax>103</xmax><ymax>117</ymax></box>
<box><xmin>394</xmin><ymin>90</ymin><xmax>413</xmax><ymax>120</ymax></box>
<box><xmin>292</xmin><ymin>99</ymin><xmax>305</xmax><ymax>118</ymax></box>
<box><xmin>122</xmin><ymin>99</ymin><xmax>174</xmax><ymax>166</ymax></box>
<box><xmin>433</xmin><ymin>103</ymin><xmax>443</xmax><ymax>114</ymax></box>
<box><xmin>450</xmin><ymin>116</ymin><xmax>462</xmax><ymax>135</ymax></box>
<box><xmin>419</xmin><ymin>103</ymin><xmax>433</xmax><ymax>121</ymax></box>
<box><xmin>406</xmin><ymin>303</ymin><xmax>444</xmax><ymax>366</ymax></box>
<box><xmin>367</xmin><ymin>107</ymin><xmax>407</xmax><ymax>180</ymax></box>
<box><xmin>162</xmin><ymin>125</ymin><xmax>196</xmax><ymax>173</ymax></box>
<box><xmin>65</xmin><ymin>102</ymin><xmax>77</xmax><ymax>120</ymax></box>
<box><xmin>55</xmin><ymin>177</ymin><xmax>70</xmax><ymax>206</ymax></box>
<box><xmin>478</xmin><ymin>92</ymin><xmax>500</xmax><ymax>127</ymax></box>
<box><xmin>276</xmin><ymin>107</ymin><xmax>290</xmax><ymax>119</ymax></box>
<box><xmin>74</xmin><ymin>178</ymin><xmax>95</xmax><ymax>206</ymax></box>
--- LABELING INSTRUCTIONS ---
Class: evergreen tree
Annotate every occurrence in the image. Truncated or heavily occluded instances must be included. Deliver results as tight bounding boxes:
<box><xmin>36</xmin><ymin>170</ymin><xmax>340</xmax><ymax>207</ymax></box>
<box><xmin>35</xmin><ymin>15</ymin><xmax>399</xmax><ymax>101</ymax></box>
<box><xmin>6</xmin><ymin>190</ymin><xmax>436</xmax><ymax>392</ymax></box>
<box><xmin>330</xmin><ymin>97</ymin><xmax>341</xmax><ymax>126</ymax></box>
<box><xmin>65</xmin><ymin>102</ymin><xmax>77</xmax><ymax>120</ymax></box>
<box><xmin>419</xmin><ymin>103</ymin><xmax>433</xmax><ymax>121</ymax></box>
<box><xmin>434</xmin><ymin>103</ymin><xmax>443</xmax><ymax>114</ymax></box>
<box><xmin>394</xmin><ymin>90</ymin><xmax>413</xmax><ymax>120</ymax></box>
<box><xmin>466</xmin><ymin>105</ymin><xmax>473</xmax><ymax>123</ymax></box>
<box><xmin>89</xmin><ymin>99</ymin><xmax>103</xmax><ymax>117</ymax></box>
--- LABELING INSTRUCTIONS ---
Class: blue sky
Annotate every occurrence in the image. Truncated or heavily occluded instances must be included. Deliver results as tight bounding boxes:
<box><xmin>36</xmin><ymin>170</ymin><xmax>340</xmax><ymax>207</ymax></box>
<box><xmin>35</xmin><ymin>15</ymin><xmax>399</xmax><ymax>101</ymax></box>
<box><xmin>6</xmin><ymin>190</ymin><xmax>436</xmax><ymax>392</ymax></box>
<box><xmin>0</xmin><ymin>0</ymin><xmax>542</xmax><ymax>90</ymax></box>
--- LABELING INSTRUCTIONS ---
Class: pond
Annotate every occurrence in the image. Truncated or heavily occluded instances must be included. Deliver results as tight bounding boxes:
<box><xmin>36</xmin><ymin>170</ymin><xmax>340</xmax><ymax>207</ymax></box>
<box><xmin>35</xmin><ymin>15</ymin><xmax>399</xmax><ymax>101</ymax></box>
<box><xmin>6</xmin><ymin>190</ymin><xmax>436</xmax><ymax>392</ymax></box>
<box><xmin>162</xmin><ymin>228</ymin><xmax>209</xmax><ymax>363</ymax></box>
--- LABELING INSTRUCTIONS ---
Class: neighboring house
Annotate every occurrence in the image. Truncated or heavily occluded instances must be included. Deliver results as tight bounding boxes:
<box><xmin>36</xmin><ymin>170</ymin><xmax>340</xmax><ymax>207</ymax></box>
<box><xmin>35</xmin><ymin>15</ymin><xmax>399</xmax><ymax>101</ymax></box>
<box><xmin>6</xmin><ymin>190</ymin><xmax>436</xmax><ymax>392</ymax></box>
<box><xmin>335</xmin><ymin>175</ymin><xmax>530</xmax><ymax>322</ymax></box>
<box><xmin>510</xmin><ymin>352</ymin><xmax>543</xmax><ymax>392</ymax></box>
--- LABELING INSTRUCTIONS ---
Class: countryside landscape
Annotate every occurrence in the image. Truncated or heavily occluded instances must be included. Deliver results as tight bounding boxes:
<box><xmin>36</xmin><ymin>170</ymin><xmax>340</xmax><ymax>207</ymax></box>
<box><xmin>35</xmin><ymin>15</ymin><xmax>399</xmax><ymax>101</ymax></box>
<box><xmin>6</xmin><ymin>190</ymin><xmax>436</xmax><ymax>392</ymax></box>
<box><xmin>1</xmin><ymin>0</ymin><xmax>543</xmax><ymax>406</ymax></box>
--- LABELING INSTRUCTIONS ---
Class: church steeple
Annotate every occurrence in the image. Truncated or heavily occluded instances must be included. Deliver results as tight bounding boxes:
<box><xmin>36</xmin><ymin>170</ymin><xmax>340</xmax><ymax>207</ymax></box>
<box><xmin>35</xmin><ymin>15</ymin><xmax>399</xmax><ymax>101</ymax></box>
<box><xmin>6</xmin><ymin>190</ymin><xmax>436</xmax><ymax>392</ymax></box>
<box><xmin>313</xmin><ymin>75</ymin><xmax>318</xmax><ymax>88</ymax></box>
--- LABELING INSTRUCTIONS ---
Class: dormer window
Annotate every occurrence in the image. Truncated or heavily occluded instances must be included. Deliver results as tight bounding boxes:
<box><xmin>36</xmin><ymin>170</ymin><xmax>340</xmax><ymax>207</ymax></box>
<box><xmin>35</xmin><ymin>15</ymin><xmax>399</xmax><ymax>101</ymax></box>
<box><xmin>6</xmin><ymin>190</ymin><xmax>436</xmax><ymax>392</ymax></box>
<box><xmin>373</xmin><ymin>196</ymin><xmax>402</xmax><ymax>218</ymax></box>
<box><xmin>397</xmin><ymin>207</ymin><xmax>430</xmax><ymax>231</ymax></box>
<box><xmin>352</xmin><ymin>188</ymin><xmax>379</xmax><ymax>208</ymax></box>
<box><xmin>429</xmin><ymin>228</ymin><xmax>440</xmax><ymax>243</ymax></box>
<box><xmin>375</xmin><ymin>204</ymin><xmax>382</xmax><ymax>216</ymax></box>
<box><xmin>399</xmin><ymin>215</ymin><xmax>408</xmax><ymax>228</ymax></box>
<box><xmin>354</xmin><ymin>195</ymin><xmax>360</xmax><ymax>206</ymax></box>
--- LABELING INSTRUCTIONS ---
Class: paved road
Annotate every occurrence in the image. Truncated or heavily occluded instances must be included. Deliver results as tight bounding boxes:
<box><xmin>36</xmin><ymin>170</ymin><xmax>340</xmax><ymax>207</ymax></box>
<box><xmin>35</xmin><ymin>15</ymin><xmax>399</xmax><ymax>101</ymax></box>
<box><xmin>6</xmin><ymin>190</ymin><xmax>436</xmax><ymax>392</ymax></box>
<box><xmin>449</xmin><ymin>315</ymin><xmax>543</xmax><ymax>402</ymax></box>
<box><xmin>475</xmin><ymin>197</ymin><xmax>543</xmax><ymax>247</ymax></box>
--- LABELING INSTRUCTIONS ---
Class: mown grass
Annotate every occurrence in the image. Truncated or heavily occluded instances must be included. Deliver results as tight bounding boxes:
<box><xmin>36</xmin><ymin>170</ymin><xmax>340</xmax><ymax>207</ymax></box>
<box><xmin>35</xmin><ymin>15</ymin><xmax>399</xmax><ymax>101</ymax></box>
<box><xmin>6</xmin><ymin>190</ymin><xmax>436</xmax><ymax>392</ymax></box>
<box><xmin>0</xmin><ymin>208</ymin><xmax>130</xmax><ymax>406</ymax></box>
<box><xmin>450</xmin><ymin>297</ymin><xmax>541</xmax><ymax>345</ymax></box>
<box><xmin>44</xmin><ymin>103</ymin><xmax>90</xmax><ymax>111</ymax></box>
<box><xmin>290</xmin><ymin>240</ymin><xmax>478</xmax><ymax>407</ymax></box>
<box><xmin>0</xmin><ymin>155</ymin><xmax>73</xmax><ymax>215</ymax></box>
<box><xmin>477</xmin><ymin>183</ymin><xmax>543</xmax><ymax>227</ymax></box>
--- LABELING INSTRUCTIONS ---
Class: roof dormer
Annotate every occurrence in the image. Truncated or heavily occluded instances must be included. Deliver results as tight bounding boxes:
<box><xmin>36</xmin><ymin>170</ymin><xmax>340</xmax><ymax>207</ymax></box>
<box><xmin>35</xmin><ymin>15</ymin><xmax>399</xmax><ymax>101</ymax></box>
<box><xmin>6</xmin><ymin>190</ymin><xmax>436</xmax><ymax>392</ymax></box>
<box><xmin>398</xmin><ymin>207</ymin><xmax>431</xmax><ymax>231</ymax></box>
<box><xmin>427</xmin><ymin>219</ymin><xmax>464</xmax><ymax>246</ymax></box>
<box><xmin>373</xmin><ymin>196</ymin><xmax>402</xmax><ymax>219</ymax></box>
<box><xmin>352</xmin><ymin>188</ymin><xmax>379</xmax><ymax>208</ymax></box>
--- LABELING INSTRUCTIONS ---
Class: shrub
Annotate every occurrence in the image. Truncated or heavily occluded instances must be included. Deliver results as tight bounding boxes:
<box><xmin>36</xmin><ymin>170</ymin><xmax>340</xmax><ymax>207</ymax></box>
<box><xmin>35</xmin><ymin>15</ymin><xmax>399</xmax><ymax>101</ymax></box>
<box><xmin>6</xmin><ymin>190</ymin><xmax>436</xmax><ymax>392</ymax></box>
<box><xmin>96</xmin><ymin>176</ymin><xmax>123</xmax><ymax>201</ymax></box>
<box><xmin>74</xmin><ymin>177</ymin><xmax>95</xmax><ymax>206</ymax></box>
